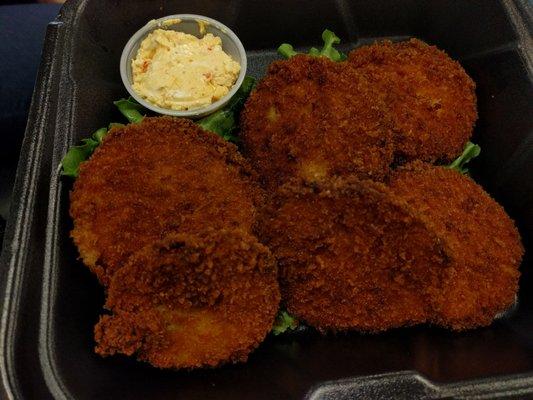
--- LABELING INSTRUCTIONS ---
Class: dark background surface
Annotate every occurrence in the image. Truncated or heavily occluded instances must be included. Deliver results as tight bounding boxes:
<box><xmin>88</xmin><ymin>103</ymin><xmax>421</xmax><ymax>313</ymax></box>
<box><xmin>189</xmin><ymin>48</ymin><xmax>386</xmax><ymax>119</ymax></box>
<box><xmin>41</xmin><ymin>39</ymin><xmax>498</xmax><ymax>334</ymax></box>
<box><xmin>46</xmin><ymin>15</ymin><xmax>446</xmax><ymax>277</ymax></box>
<box><xmin>0</xmin><ymin>3</ymin><xmax>61</xmax><ymax>245</ymax></box>
<box><xmin>0</xmin><ymin>0</ymin><xmax>532</xmax><ymax>399</ymax></box>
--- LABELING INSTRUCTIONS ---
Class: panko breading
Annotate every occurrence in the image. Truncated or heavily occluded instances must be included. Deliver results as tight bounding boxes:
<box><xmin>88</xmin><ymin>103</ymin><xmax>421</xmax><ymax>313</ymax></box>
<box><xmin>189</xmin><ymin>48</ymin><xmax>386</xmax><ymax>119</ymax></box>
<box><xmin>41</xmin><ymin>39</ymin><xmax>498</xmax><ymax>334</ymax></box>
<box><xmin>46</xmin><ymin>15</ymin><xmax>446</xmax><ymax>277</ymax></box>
<box><xmin>388</xmin><ymin>162</ymin><xmax>523</xmax><ymax>329</ymax></box>
<box><xmin>70</xmin><ymin>117</ymin><xmax>263</xmax><ymax>285</ymax></box>
<box><xmin>67</xmin><ymin>32</ymin><xmax>520</xmax><ymax>371</ymax></box>
<box><xmin>95</xmin><ymin>229</ymin><xmax>280</xmax><ymax>369</ymax></box>
<box><xmin>348</xmin><ymin>39</ymin><xmax>477</xmax><ymax>163</ymax></box>
<box><xmin>241</xmin><ymin>55</ymin><xmax>393</xmax><ymax>189</ymax></box>
<box><xmin>260</xmin><ymin>178</ymin><xmax>451</xmax><ymax>332</ymax></box>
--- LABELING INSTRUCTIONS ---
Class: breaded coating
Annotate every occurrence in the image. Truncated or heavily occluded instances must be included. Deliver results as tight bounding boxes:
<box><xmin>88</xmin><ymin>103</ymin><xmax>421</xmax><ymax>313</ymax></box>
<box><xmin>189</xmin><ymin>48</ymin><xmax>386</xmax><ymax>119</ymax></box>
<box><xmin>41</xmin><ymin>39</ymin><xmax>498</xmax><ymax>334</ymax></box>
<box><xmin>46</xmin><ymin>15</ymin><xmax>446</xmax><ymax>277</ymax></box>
<box><xmin>95</xmin><ymin>229</ymin><xmax>280</xmax><ymax>369</ymax></box>
<box><xmin>241</xmin><ymin>55</ymin><xmax>393</xmax><ymax>189</ymax></box>
<box><xmin>260</xmin><ymin>178</ymin><xmax>451</xmax><ymax>332</ymax></box>
<box><xmin>348</xmin><ymin>39</ymin><xmax>477</xmax><ymax>163</ymax></box>
<box><xmin>70</xmin><ymin>117</ymin><xmax>263</xmax><ymax>285</ymax></box>
<box><xmin>388</xmin><ymin>162</ymin><xmax>523</xmax><ymax>329</ymax></box>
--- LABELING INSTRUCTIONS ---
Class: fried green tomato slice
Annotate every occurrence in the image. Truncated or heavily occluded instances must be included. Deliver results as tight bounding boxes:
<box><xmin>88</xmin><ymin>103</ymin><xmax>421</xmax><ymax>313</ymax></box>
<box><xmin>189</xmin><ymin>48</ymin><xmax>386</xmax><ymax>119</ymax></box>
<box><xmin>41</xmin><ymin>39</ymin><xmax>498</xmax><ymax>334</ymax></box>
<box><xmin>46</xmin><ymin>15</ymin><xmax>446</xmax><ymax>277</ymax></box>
<box><xmin>388</xmin><ymin>162</ymin><xmax>523</xmax><ymax>329</ymax></box>
<box><xmin>94</xmin><ymin>229</ymin><xmax>280</xmax><ymax>369</ymax></box>
<box><xmin>260</xmin><ymin>178</ymin><xmax>451</xmax><ymax>332</ymax></box>
<box><xmin>348</xmin><ymin>39</ymin><xmax>477</xmax><ymax>163</ymax></box>
<box><xmin>70</xmin><ymin>117</ymin><xmax>263</xmax><ymax>285</ymax></box>
<box><xmin>241</xmin><ymin>55</ymin><xmax>393</xmax><ymax>189</ymax></box>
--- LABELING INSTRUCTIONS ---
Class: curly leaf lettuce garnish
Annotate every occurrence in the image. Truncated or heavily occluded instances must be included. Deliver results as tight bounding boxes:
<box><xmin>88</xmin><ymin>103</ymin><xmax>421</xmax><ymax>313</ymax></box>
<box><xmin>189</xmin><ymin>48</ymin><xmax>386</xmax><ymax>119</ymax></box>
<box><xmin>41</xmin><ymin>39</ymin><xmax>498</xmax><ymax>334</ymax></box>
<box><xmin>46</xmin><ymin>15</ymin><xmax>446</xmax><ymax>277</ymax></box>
<box><xmin>61</xmin><ymin>124</ymin><xmax>125</xmax><ymax>178</ymax></box>
<box><xmin>108</xmin><ymin>122</ymin><xmax>125</xmax><ymax>130</ymax></box>
<box><xmin>308</xmin><ymin>30</ymin><xmax>347</xmax><ymax>61</ymax></box>
<box><xmin>277</xmin><ymin>43</ymin><xmax>299</xmax><ymax>59</ymax></box>
<box><xmin>114</xmin><ymin>97</ymin><xmax>145</xmax><ymax>123</ymax></box>
<box><xmin>61</xmin><ymin>78</ymin><xmax>256</xmax><ymax>178</ymax></box>
<box><xmin>61</xmin><ymin>128</ymin><xmax>108</xmax><ymax>177</ymax></box>
<box><xmin>197</xmin><ymin>76</ymin><xmax>256</xmax><ymax>142</ymax></box>
<box><xmin>61</xmin><ymin>98</ymin><xmax>144</xmax><ymax>177</ymax></box>
<box><xmin>278</xmin><ymin>29</ymin><xmax>347</xmax><ymax>62</ymax></box>
<box><xmin>446</xmin><ymin>141</ymin><xmax>481</xmax><ymax>174</ymax></box>
<box><xmin>272</xmin><ymin>310</ymin><xmax>299</xmax><ymax>336</ymax></box>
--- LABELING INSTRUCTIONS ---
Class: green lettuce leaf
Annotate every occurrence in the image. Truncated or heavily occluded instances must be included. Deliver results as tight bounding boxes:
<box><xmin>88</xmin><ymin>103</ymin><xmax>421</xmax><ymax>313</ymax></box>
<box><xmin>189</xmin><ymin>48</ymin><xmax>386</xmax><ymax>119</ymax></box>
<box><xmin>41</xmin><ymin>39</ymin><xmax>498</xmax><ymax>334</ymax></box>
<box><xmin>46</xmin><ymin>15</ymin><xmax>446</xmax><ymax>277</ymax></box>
<box><xmin>113</xmin><ymin>97</ymin><xmax>145</xmax><ymax>123</ymax></box>
<box><xmin>446</xmin><ymin>141</ymin><xmax>481</xmax><ymax>174</ymax></box>
<box><xmin>197</xmin><ymin>76</ymin><xmax>256</xmax><ymax>142</ymax></box>
<box><xmin>61</xmin><ymin>77</ymin><xmax>256</xmax><ymax>178</ymax></box>
<box><xmin>278</xmin><ymin>29</ymin><xmax>347</xmax><ymax>62</ymax></box>
<box><xmin>277</xmin><ymin>43</ymin><xmax>299</xmax><ymax>59</ymax></box>
<box><xmin>60</xmin><ymin>99</ymin><xmax>145</xmax><ymax>177</ymax></box>
<box><xmin>272</xmin><ymin>310</ymin><xmax>299</xmax><ymax>335</ymax></box>
<box><xmin>61</xmin><ymin>128</ymin><xmax>108</xmax><ymax>177</ymax></box>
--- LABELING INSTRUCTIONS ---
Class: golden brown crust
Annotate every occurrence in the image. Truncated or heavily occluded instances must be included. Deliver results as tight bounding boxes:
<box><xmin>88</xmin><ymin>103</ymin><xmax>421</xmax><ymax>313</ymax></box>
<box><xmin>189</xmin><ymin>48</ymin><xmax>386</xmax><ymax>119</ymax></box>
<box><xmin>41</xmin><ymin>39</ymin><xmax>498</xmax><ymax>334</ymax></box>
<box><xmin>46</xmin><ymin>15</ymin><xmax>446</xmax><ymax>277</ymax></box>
<box><xmin>260</xmin><ymin>177</ymin><xmax>452</xmax><ymax>332</ymax></box>
<box><xmin>70</xmin><ymin>117</ymin><xmax>263</xmax><ymax>285</ymax></box>
<box><xmin>388</xmin><ymin>162</ymin><xmax>523</xmax><ymax>329</ymax></box>
<box><xmin>94</xmin><ymin>229</ymin><xmax>280</xmax><ymax>369</ymax></box>
<box><xmin>70</xmin><ymin>36</ymin><xmax>516</xmax><ymax>369</ymax></box>
<box><xmin>260</xmin><ymin>165</ymin><xmax>522</xmax><ymax>332</ymax></box>
<box><xmin>348</xmin><ymin>39</ymin><xmax>477</xmax><ymax>163</ymax></box>
<box><xmin>241</xmin><ymin>55</ymin><xmax>393</xmax><ymax>189</ymax></box>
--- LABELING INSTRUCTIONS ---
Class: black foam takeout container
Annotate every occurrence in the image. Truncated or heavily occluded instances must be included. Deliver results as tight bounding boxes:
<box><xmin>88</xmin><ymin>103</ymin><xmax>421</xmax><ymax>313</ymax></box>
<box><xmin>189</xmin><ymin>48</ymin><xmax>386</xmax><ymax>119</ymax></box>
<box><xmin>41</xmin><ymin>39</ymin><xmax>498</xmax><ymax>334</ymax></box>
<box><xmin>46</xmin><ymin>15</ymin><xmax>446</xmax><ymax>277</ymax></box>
<box><xmin>1</xmin><ymin>1</ymin><xmax>532</xmax><ymax>399</ymax></box>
